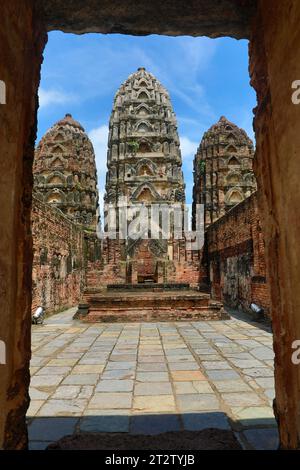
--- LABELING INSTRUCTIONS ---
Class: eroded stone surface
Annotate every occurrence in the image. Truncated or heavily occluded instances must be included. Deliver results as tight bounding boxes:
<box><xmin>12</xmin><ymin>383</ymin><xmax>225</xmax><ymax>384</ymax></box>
<box><xmin>193</xmin><ymin>116</ymin><xmax>256</xmax><ymax>230</ymax></box>
<box><xmin>41</xmin><ymin>1</ymin><xmax>256</xmax><ymax>38</ymax></box>
<box><xmin>27</xmin><ymin>309</ymin><xmax>277</xmax><ymax>450</ymax></box>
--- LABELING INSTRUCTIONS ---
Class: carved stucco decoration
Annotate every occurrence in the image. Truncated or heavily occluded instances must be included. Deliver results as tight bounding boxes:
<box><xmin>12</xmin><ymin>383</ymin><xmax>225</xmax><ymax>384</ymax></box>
<box><xmin>33</xmin><ymin>113</ymin><xmax>99</xmax><ymax>229</ymax></box>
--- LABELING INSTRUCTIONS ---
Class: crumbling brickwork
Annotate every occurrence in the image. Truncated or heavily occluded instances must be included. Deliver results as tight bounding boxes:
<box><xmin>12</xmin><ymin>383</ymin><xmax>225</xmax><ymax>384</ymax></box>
<box><xmin>99</xmin><ymin>67</ymin><xmax>201</xmax><ymax>287</ymax></box>
<box><xmin>33</xmin><ymin>113</ymin><xmax>99</xmax><ymax>228</ymax></box>
<box><xmin>31</xmin><ymin>195</ymin><xmax>86</xmax><ymax>313</ymax></box>
<box><xmin>192</xmin><ymin>116</ymin><xmax>256</xmax><ymax>230</ymax></box>
<box><xmin>31</xmin><ymin>195</ymin><xmax>102</xmax><ymax>314</ymax></box>
<box><xmin>206</xmin><ymin>192</ymin><xmax>270</xmax><ymax>315</ymax></box>
<box><xmin>85</xmin><ymin>238</ymin><xmax>203</xmax><ymax>288</ymax></box>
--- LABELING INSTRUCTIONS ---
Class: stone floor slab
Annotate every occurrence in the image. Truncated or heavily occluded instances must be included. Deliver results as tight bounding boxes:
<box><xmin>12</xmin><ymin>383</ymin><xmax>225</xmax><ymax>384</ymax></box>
<box><xmin>231</xmin><ymin>406</ymin><xmax>276</xmax><ymax>426</ymax></box>
<box><xmin>106</xmin><ymin>361</ymin><xmax>136</xmax><ymax>370</ymax></box>
<box><xmin>177</xmin><ymin>394</ymin><xmax>220</xmax><ymax>412</ymax></box>
<box><xmin>133</xmin><ymin>395</ymin><xmax>176</xmax><ymax>412</ymax></box>
<box><xmin>206</xmin><ymin>370</ymin><xmax>240</xmax><ymax>381</ymax></box>
<box><xmin>88</xmin><ymin>393</ymin><xmax>132</xmax><ymax>409</ymax></box>
<box><xmin>37</xmin><ymin>399</ymin><xmax>87</xmax><ymax>416</ymax></box>
<box><xmin>182</xmin><ymin>412</ymin><xmax>230</xmax><ymax>431</ymax></box>
<box><xmin>31</xmin><ymin>375</ymin><xmax>64</xmax><ymax>388</ymax></box>
<box><xmin>136</xmin><ymin>372</ymin><xmax>169</xmax><ymax>382</ymax></box>
<box><xmin>202</xmin><ymin>361</ymin><xmax>232</xmax><ymax>370</ymax></box>
<box><xmin>79</xmin><ymin>413</ymin><xmax>130</xmax><ymax>433</ymax></box>
<box><xmin>29</xmin><ymin>309</ymin><xmax>275</xmax><ymax>447</ymax></box>
<box><xmin>130</xmin><ymin>414</ymin><xmax>180</xmax><ymax>435</ymax></box>
<box><xmin>62</xmin><ymin>374</ymin><xmax>99</xmax><ymax>385</ymax></box>
<box><xmin>168</xmin><ymin>362</ymin><xmax>200</xmax><ymax>371</ymax></box>
<box><xmin>221</xmin><ymin>392</ymin><xmax>264</xmax><ymax>407</ymax></box>
<box><xmin>96</xmin><ymin>380</ymin><xmax>134</xmax><ymax>392</ymax></box>
<box><xmin>101</xmin><ymin>370</ymin><xmax>135</xmax><ymax>380</ymax></box>
<box><xmin>134</xmin><ymin>382</ymin><xmax>173</xmax><ymax>396</ymax></box>
<box><xmin>137</xmin><ymin>363</ymin><xmax>168</xmax><ymax>372</ymax></box>
<box><xmin>243</xmin><ymin>428</ymin><xmax>279</xmax><ymax>450</ymax></box>
<box><xmin>171</xmin><ymin>371</ymin><xmax>206</xmax><ymax>381</ymax></box>
<box><xmin>28</xmin><ymin>417</ymin><xmax>78</xmax><ymax>441</ymax></box>
<box><xmin>214</xmin><ymin>380</ymin><xmax>252</xmax><ymax>393</ymax></box>
<box><xmin>72</xmin><ymin>364</ymin><xmax>104</xmax><ymax>374</ymax></box>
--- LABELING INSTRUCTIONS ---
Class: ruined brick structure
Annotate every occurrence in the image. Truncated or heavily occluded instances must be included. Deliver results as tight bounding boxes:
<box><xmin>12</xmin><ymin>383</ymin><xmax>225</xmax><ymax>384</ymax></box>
<box><xmin>85</xmin><ymin>237</ymin><xmax>204</xmax><ymax>290</ymax></box>
<box><xmin>105</xmin><ymin>67</ymin><xmax>185</xmax><ymax>207</ymax></box>
<box><xmin>31</xmin><ymin>195</ymin><xmax>86</xmax><ymax>313</ymax></box>
<box><xmin>33</xmin><ymin>113</ymin><xmax>99</xmax><ymax>229</ymax></box>
<box><xmin>101</xmin><ymin>67</ymin><xmax>200</xmax><ymax>286</ymax></box>
<box><xmin>193</xmin><ymin>116</ymin><xmax>257</xmax><ymax>229</ymax></box>
<box><xmin>205</xmin><ymin>192</ymin><xmax>270</xmax><ymax>316</ymax></box>
<box><xmin>31</xmin><ymin>114</ymin><xmax>101</xmax><ymax>314</ymax></box>
<box><xmin>191</xmin><ymin>117</ymin><xmax>268</xmax><ymax>314</ymax></box>
<box><xmin>2</xmin><ymin>0</ymin><xmax>300</xmax><ymax>451</ymax></box>
<box><xmin>75</xmin><ymin>68</ymin><xmax>223</xmax><ymax>321</ymax></box>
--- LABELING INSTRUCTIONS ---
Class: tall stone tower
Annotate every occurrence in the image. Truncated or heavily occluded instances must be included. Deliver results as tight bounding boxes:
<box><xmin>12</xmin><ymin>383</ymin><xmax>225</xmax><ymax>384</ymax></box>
<box><xmin>33</xmin><ymin>113</ymin><xmax>99</xmax><ymax>229</ymax></box>
<box><xmin>105</xmin><ymin>67</ymin><xmax>185</xmax><ymax>210</ymax></box>
<box><xmin>98</xmin><ymin>67</ymin><xmax>203</xmax><ymax>285</ymax></box>
<box><xmin>75</xmin><ymin>68</ymin><xmax>224</xmax><ymax>322</ymax></box>
<box><xmin>192</xmin><ymin>116</ymin><xmax>256</xmax><ymax>229</ymax></box>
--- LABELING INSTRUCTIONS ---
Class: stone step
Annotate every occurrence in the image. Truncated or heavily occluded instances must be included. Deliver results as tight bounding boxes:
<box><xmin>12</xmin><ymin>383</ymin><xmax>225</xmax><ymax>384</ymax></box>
<box><xmin>82</xmin><ymin>295</ymin><xmax>212</xmax><ymax>309</ymax></box>
<box><xmin>74</xmin><ymin>289</ymin><xmax>227</xmax><ymax>322</ymax></box>
<box><xmin>76</xmin><ymin>308</ymin><xmax>228</xmax><ymax>323</ymax></box>
<box><xmin>106</xmin><ymin>282</ymin><xmax>191</xmax><ymax>291</ymax></box>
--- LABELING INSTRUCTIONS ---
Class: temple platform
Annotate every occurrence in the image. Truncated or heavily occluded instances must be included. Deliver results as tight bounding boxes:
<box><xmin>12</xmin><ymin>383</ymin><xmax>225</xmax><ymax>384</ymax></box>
<box><xmin>107</xmin><ymin>282</ymin><xmax>190</xmax><ymax>291</ymax></box>
<box><xmin>75</xmin><ymin>285</ymin><xmax>228</xmax><ymax>322</ymax></box>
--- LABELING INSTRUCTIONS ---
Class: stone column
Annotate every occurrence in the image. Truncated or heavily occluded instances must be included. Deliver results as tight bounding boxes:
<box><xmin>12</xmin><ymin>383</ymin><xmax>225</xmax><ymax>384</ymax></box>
<box><xmin>250</xmin><ymin>0</ymin><xmax>300</xmax><ymax>449</ymax></box>
<box><xmin>0</xmin><ymin>0</ymin><xmax>46</xmax><ymax>449</ymax></box>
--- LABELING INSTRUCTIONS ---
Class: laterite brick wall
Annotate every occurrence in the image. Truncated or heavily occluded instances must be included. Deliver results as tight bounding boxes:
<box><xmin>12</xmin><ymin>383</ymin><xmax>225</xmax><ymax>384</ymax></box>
<box><xmin>206</xmin><ymin>192</ymin><xmax>271</xmax><ymax>315</ymax></box>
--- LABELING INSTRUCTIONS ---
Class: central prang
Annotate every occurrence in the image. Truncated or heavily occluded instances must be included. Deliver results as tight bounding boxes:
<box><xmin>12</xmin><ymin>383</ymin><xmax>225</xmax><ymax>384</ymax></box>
<box><xmin>75</xmin><ymin>68</ymin><xmax>225</xmax><ymax>321</ymax></box>
<box><xmin>103</xmin><ymin>67</ymin><xmax>189</xmax><ymax>285</ymax></box>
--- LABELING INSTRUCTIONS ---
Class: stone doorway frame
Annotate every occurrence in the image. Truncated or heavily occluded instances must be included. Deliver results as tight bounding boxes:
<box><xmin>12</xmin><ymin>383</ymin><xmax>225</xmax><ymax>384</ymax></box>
<box><xmin>1</xmin><ymin>0</ymin><xmax>300</xmax><ymax>449</ymax></box>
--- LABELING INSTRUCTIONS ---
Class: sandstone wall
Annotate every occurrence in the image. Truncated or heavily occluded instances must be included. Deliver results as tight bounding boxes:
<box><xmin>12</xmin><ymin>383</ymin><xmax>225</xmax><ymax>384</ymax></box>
<box><xmin>206</xmin><ymin>192</ymin><xmax>270</xmax><ymax>316</ymax></box>
<box><xmin>249</xmin><ymin>0</ymin><xmax>300</xmax><ymax>449</ymax></box>
<box><xmin>0</xmin><ymin>0</ymin><xmax>46</xmax><ymax>450</ymax></box>
<box><xmin>31</xmin><ymin>196</ymin><xmax>86</xmax><ymax>314</ymax></box>
<box><xmin>41</xmin><ymin>0</ymin><xmax>256</xmax><ymax>38</ymax></box>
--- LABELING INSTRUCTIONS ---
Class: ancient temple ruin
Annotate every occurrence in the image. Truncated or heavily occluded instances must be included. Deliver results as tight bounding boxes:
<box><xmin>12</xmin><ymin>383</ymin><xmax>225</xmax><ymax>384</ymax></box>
<box><xmin>31</xmin><ymin>92</ymin><xmax>265</xmax><ymax>321</ymax></box>
<box><xmin>105</xmin><ymin>66</ymin><xmax>185</xmax><ymax>207</ymax></box>
<box><xmin>31</xmin><ymin>114</ymin><xmax>100</xmax><ymax>312</ymax></box>
<box><xmin>192</xmin><ymin>116</ymin><xmax>257</xmax><ymax>229</ymax></box>
<box><xmin>2</xmin><ymin>0</ymin><xmax>300</xmax><ymax>451</ymax></box>
<box><xmin>33</xmin><ymin>113</ymin><xmax>99</xmax><ymax>229</ymax></box>
<box><xmin>103</xmin><ymin>66</ymin><xmax>186</xmax><ymax>284</ymax></box>
<box><xmin>77</xmin><ymin>67</ymin><xmax>224</xmax><ymax>321</ymax></box>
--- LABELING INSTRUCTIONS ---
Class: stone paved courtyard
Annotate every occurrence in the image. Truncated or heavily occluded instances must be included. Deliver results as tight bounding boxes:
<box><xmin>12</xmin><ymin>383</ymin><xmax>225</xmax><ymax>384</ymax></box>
<box><xmin>27</xmin><ymin>308</ymin><xmax>278</xmax><ymax>450</ymax></box>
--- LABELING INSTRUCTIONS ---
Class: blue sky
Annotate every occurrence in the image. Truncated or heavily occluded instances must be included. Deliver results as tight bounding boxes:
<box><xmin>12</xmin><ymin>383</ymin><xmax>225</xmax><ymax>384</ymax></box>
<box><xmin>37</xmin><ymin>32</ymin><xmax>256</xmax><ymax>206</ymax></box>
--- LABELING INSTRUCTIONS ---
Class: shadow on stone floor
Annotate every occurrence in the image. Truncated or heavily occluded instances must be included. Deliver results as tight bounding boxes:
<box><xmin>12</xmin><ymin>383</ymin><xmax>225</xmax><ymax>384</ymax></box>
<box><xmin>224</xmin><ymin>307</ymin><xmax>272</xmax><ymax>334</ymax></box>
<box><xmin>27</xmin><ymin>413</ymin><xmax>279</xmax><ymax>450</ymax></box>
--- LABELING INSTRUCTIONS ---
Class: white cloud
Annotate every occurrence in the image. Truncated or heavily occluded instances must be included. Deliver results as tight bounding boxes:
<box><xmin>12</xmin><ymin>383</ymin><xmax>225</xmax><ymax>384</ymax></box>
<box><xmin>88</xmin><ymin>125</ymin><xmax>109</xmax><ymax>174</ymax></box>
<box><xmin>179</xmin><ymin>136</ymin><xmax>198</xmax><ymax>204</ymax></box>
<box><xmin>39</xmin><ymin>88</ymin><xmax>76</xmax><ymax>108</ymax></box>
<box><xmin>180</xmin><ymin>136</ymin><xmax>198</xmax><ymax>161</ymax></box>
<box><xmin>88</xmin><ymin>125</ymin><xmax>109</xmax><ymax>214</ymax></box>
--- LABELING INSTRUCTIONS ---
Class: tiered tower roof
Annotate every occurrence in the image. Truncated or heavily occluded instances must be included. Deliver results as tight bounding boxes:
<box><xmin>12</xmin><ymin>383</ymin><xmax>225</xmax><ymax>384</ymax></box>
<box><xmin>193</xmin><ymin>116</ymin><xmax>256</xmax><ymax>229</ymax></box>
<box><xmin>33</xmin><ymin>114</ymin><xmax>99</xmax><ymax>228</ymax></box>
<box><xmin>104</xmin><ymin>67</ymin><xmax>185</xmax><ymax>207</ymax></box>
